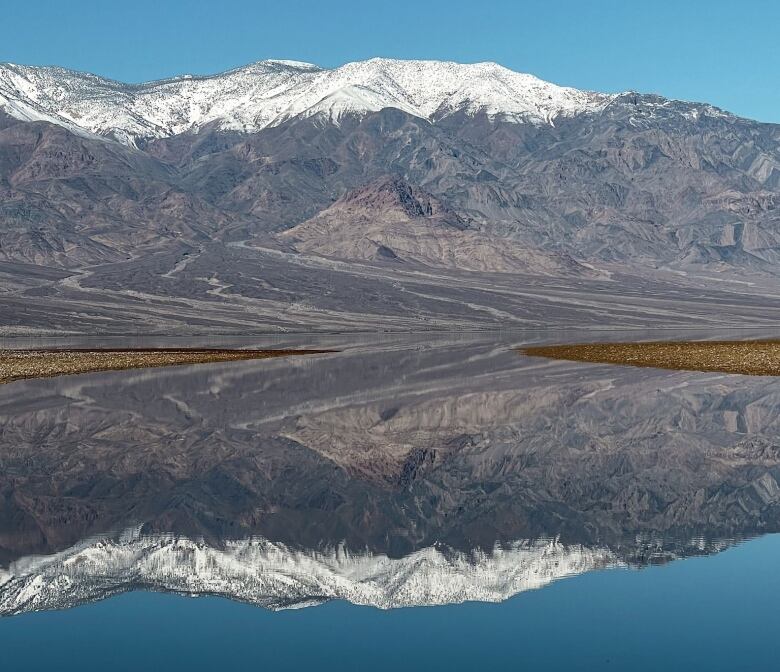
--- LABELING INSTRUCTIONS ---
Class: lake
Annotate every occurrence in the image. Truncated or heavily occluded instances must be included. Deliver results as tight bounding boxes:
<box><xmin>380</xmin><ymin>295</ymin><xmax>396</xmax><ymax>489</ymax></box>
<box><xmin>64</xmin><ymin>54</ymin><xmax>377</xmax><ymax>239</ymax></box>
<box><xmin>1</xmin><ymin>330</ymin><xmax>779</xmax><ymax>670</ymax></box>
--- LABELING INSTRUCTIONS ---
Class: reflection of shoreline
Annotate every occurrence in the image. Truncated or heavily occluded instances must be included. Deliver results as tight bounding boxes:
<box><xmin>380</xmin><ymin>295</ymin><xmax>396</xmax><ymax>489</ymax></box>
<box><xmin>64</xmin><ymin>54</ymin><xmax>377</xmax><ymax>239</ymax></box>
<box><xmin>0</xmin><ymin>348</ymin><xmax>333</xmax><ymax>385</ymax></box>
<box><xmin>521</xmin><ymin>340</ymin><xmax>780</xmax><ymax>376</ymax></box>
<box><xmin>0</xmin><ymin>530</ymin><xmax>621</xmax><ymax>615</ymax></box>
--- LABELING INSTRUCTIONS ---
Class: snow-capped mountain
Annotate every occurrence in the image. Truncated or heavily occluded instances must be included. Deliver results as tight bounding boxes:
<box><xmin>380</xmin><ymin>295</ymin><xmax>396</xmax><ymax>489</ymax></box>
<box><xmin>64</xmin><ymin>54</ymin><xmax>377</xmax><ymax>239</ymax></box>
<box><xmin>0</xmin><ymin>58</ymin><xmax>612</xmax><ymax>145</ymax></box>
<box><xmin>0</xmin><ymin>530</ymin><xmax>619</xmax><ymax>615</ymax></box>
<box><xmin>1</xmin><ymin>56</ymin><xmax>777</xmax><ymax>333</ymax></box>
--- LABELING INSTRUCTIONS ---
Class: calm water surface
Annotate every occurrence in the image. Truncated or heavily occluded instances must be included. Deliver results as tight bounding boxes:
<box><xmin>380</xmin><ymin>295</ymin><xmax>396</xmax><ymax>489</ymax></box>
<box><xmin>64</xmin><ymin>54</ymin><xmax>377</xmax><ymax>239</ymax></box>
<box><xmin>1</xmin><ymin>330</ymin><xmax>779</xmax><ymax>670</ymax></box>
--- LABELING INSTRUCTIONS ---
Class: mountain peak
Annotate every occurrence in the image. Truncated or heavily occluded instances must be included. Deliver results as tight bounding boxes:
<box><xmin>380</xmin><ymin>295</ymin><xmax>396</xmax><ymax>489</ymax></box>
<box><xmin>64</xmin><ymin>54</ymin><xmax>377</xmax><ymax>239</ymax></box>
<box><xmin>260</xmin><ymin>59</ymin><xmax>321</xmax><ymax>70</ymax></box>
<box><xmin>340</xmin><ymin>175</ymin><xmax>449</xmax><ymax>219</ymax></box>
<box><xmin>0</xmin><ymin>57</ymin><xmax>613</xmax><ymax>145</ymax></box>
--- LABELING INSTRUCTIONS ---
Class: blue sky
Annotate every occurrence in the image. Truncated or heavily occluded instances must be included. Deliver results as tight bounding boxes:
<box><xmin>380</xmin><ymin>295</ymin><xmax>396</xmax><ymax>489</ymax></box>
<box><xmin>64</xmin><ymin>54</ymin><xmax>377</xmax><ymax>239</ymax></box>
<box><xmin>1</xmin><ymin>0</ymin><xmax>778</xmax><ymax>122</ymax></box>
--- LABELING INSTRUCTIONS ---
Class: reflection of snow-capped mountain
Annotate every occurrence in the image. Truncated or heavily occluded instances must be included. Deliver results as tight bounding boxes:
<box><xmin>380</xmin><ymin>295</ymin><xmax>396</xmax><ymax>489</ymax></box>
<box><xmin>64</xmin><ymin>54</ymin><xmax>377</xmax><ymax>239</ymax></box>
<box><xmin>0</xmin><ymin>529</ymin><xmax>619</xmax><ymax>615</ymax></box>
<box><xmin>0</xmin><ymin>58</ymin><xmax>611</xmax><ymax>145</ymax></box>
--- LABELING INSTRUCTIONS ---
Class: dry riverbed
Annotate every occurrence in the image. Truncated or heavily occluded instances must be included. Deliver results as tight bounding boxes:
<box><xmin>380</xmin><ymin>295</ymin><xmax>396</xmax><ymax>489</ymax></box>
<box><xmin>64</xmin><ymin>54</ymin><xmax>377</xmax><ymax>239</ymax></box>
<box><xmin>0</xmin><ymin>348</ymin><xmax>334</xmax><ymax>384</ymax></box>
<box><xmin>521</xmin><ymin>340</ymin><xmax>780</xmax><ymax>376</ymax></box>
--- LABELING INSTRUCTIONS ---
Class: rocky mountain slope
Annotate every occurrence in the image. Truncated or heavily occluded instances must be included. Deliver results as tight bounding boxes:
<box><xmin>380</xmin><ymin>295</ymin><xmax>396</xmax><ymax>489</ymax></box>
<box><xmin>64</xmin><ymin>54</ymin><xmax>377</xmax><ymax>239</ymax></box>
<box><xmin>282</xmin><ymin>176</ymin><xmax>590</xmax><ymax>274</ymax></box>
<box><xmin>1</xmin><ymin>59</ymin><xmax>779</xmax><ymax>332</ymax></box>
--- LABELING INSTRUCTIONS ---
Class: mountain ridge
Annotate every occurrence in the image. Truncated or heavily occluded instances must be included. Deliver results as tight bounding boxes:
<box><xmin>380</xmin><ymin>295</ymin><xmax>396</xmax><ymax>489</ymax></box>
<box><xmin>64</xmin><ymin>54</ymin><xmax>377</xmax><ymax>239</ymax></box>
<box><xmin>0</xmin><ymin>57</ymin><xmax>631</xmax><ymax>145</ymax></box>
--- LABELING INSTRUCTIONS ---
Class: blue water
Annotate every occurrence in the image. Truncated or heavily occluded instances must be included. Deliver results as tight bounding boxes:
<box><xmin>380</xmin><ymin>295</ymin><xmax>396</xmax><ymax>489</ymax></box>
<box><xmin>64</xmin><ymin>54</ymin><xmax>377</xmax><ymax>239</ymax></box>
<box><xmin>2</xmin><ymin>535</ymin><xmax>778</xmax><ymax>671</ymax></box>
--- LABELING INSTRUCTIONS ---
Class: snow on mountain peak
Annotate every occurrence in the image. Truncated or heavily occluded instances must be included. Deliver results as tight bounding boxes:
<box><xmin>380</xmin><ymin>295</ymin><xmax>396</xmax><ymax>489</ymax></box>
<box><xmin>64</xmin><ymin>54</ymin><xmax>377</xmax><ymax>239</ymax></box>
<box><xmin>0</xmin><ymin>58</ymin><xmax>612</xmax><ymax>145</ymax></box>
<box><xmin>0</xmin><ymin>531</ymin><xmax>620</xmax><ymax>614</ymax></box>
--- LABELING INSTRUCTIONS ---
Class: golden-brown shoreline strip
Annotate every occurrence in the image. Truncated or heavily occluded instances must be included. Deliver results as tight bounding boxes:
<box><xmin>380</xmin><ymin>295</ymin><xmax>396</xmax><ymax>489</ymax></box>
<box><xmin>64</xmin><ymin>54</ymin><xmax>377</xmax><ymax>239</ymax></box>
<box><xmin>520</xmin><ymin>340</ymin><xmax>780</xmax><ymax>377</ymax></box>
<box><xmin>0</xmin><ymin>348</ymin><xmax>335</xmax><ymax>385</ymax></box>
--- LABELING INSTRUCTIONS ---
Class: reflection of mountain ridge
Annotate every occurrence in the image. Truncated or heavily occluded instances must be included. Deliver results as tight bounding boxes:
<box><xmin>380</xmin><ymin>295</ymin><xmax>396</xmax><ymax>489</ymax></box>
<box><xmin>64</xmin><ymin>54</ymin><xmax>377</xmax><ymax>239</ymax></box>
<box><xmin>0</xmin><ymin>531</ymin><xmax>620</xmax><ymax>615</ymax></box>
<box><xmin>0</xmin><ymin>528</ymin><xmax>749</xmax><ymax>616</ymax></box>
<box><xmin>2</xmin><ymin>333</ymin><xmax>780</xmax><ymax>614</ymax></box>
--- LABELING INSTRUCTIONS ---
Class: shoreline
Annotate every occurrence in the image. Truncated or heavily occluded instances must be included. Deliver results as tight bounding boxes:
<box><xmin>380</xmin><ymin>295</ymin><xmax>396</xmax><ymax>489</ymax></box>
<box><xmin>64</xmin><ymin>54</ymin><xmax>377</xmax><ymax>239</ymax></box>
<box><xmin>0</xmin><ymin>348</ymin><xmax>335</xmax><ymax>385</ymax></box>
<box><xmin>520</xmin><ymin>340</ymin><xmax>780</xmax><ymax>377</ymax></box>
